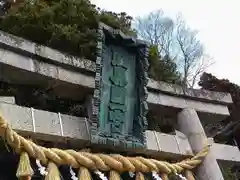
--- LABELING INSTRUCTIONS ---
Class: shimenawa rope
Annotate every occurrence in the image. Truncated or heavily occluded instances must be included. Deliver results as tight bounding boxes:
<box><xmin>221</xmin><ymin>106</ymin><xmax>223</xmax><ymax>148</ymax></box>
<box><xmin>0</xmin><ymin>114</ymin><xmax>209</xmax><ymax>180</ymax></box>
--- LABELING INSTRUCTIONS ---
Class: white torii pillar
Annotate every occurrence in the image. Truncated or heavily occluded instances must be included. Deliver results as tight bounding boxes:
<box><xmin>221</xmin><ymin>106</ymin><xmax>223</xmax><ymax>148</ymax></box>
<box><xmin>178</xmin><ymin>108</ymin><xmax>224</xmax><ymax>180</ymax></box>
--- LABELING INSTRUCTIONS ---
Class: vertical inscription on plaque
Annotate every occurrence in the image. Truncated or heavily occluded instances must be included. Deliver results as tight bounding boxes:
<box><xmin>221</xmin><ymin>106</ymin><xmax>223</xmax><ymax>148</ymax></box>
<box><xmin>91</xmin><ymin>23</ymin><xmax>149</xmax><ymax>148</ymax></box>
<box><xmin>108</xmin><ymin>52</ymin><xmax>127</xmax><ymax>137</ymax></box>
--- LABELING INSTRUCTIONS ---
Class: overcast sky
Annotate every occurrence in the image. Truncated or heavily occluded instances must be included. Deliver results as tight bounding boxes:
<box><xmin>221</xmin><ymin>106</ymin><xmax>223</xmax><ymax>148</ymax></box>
<box><xmin>91</xmin><ymin>0</ymin><xmax>240</xmax><ymax>85</ymax></box>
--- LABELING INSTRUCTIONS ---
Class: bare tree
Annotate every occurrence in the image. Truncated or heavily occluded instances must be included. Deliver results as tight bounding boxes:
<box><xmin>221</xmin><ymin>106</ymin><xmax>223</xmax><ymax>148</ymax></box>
<box><xmin>187</xmin><ymin>55</ymin><xmax>214</xmax><ymax>88</ymax></box>
<box><xmin>135</xmin><ymin>11</ymin><xmax>214</xmax><ymax>88</ymax></box>
<box><xmin>175</xmin><ymin>14</ymin><xmax>214</xmax><ymax>88</ymax></box>
<box><xmin>135</xmin><ymin>10</ymin><xmax>175</xmax><ymax>58</ymax></box>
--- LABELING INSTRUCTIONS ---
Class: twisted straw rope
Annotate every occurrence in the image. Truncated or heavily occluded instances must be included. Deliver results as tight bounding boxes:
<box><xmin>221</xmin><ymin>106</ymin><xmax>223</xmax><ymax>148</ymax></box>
<box><xmin>0</xmin><ymin>114</ymin><xmax>210</xmax><ymax>174</ymax></box>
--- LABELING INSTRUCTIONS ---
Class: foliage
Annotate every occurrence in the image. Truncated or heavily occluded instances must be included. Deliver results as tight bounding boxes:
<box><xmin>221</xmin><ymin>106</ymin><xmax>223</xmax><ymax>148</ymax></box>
<box><xmin>135</xmin><ymin>11</ymin><xmax>213</xmax><ymax>87</ymax></box>
<box><xmin>222</xmin><ymin>166</ymin><xmax>239</xmax><ymax>180</ymax></box>
<box><xmin>148</xmin><ymin>45</ymin><xmax>182</xmax><ymax>85</ymax></box>
<box><xmin>0</xmin><ymin>0</ymin><xmax>135</xmax><ymax>60</ymax></box>
<box><xmin>0</xmin><ymin>0</ymin><xmax>11</xmax><ymax>16</ymax></box>
<box><xmin>0</xmin><ymin>80</ymin><xmax>87</xmax><ymax>117</ymax></box>
<box><xmin>198</xmin><ymin>72</ymin><xmax>240</xmax><ymax>146</ymax></box>
<box><xmin>219</xmin><ymin>162</ymin><xmax>240</xmax><ymax>180</ymax></box>
<box><xmin>99</xmin><ymin>10</ymin><xmax>136</xmax><ymax>36</ymax></box>
<box><xmin>0</xmin><ymin>0</ymin><xmax>183</xmax><ymax>84</ymax></box>
<box><xmin>189</xmin><ymin>72</ymin><xmax>240</xmax><ymax>179</ymax></box>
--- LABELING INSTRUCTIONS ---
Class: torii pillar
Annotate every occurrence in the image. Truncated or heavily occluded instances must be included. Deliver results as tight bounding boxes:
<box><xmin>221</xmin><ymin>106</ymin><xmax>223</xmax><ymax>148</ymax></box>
<box><xmin>178</xmin><ymin>108</ymin><xmax>224</xmax><ymax>180</ymax></box>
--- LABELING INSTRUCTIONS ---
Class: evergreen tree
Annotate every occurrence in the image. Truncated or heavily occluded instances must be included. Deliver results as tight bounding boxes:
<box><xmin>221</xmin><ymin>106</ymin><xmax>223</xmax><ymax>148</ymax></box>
<box><xmin>148</xmin><ymin>45</ymin><xmax>182</xmax><ymax>84</ymax></box>
<box><xmin>0</xmin><ymin>0</ymin><xmax>135</xmax><ymax>60</ymax></box>
<box><xmin>0</xmin><ymin>0</ymin><xmax>181</xmax><ymax>83</ymax></box>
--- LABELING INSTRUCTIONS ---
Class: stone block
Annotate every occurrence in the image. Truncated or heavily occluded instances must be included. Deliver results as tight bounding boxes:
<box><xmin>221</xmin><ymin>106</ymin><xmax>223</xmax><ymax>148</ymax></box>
<box><xmin>175</xmin><ymin>130</ymin><xmax>193</xmax><ymax>155</ymax></box>
<box><xmin>0</xmin><ymin>48</ymin><xmax>95</xmax><ymax>89</ymax></box>
<box><xmin>156</xmin><ymin>132</ymin><xmax>180</xmax><ymax>154</ymax></box>
<box><xmin>147</xmin><ymin>79</ymin><xmax>232</xmax><ymax>104</ymax></box>
<box><xmin>145</xmin><ymin>130</ymin><xmax>159</xmax><ymax>151</ymax></box>
<box><xmin>0</xmin><ymin>103</ymin><xmax>33</xmax><ymax>132</ymax></box>
<box><xmin>0</xmin><ymin>103</ymin><xmax>90</xmax><ymax>143</ymax></box>
<box><xmin>0</xmin><ymin>96</ymin><xmax>15</xmax><ymax>104</ymax></box>
<box><xmin>145</xmin><ymin>130</ymin><xmax>195</xmax><ymax>157</ymax></box>
<box><xmin>186</xmin><ymin>100</ymin><xmax>229</xmax><ymax>116</ymax></box>
<box><xmin>148</xmin><ymin>92</ymin><xmax>229</xmax><ymax>119</ymax></box>
<box><xmin>0</xmin><ymin>48</ymin><xmax>33</xmax><ymax>70</ymax></box>
<box><xmin>58</xmin><ymin>66</ymin><xmax>94</xmax><ymax>88</ymax></box>
<box><xmin>34</xmin><ymin>109</ymin><xmax>61</xmax><ymax>136</ymax></box>
<box><xmin>212</xmin><ymin>143</ymin><xmax>240</xmax><ymax>162</ymax></box>
<box><xmin>61</xmin><ymin>114</ymin><xmax>90</xmax><ymax>140</ymax></box>
<box><xmin>0</xmin><ymin>30</ymin><xmax>96</xmax><ymax>72</ymax></box>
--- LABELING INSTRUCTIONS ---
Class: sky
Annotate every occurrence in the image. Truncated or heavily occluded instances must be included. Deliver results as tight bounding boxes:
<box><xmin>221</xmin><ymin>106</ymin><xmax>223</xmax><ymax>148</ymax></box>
<box><xmin>91</xmin><ymin>0</ymin><xmax>240</xmax><ymax>85</ymax></box>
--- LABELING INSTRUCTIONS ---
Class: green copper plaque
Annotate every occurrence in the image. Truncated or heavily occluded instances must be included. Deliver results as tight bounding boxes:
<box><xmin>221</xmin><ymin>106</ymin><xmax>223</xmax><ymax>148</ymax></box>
<box><xmin>91</xmin><ymin>23</ymin><xmax>149</xmax><ymax>148</ymax></box>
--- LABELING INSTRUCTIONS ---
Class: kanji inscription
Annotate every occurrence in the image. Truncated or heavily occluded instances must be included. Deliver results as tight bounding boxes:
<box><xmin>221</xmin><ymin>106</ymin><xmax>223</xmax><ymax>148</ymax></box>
<box><xmin>108</xmin><ymin>52</ymin><xmax>128</xmax><ymax>137</ymax></box>
<box><xmin>91</xmin><ymin>23</ymin><xmax>149</xmax><ymax>148</ymax></box>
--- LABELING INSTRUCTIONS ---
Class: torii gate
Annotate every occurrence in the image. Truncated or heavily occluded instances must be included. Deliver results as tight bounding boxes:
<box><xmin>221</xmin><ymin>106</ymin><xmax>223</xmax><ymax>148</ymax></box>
<box><xmin>0</xmin><ymin>23</ymin><xmax>239</xmax><ymax>179</ymax></box>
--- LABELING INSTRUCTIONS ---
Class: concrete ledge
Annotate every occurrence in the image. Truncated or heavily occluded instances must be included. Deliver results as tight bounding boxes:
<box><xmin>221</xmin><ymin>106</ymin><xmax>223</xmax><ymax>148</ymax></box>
<box><xmin>147</xmin><ymin>79</ymin><xmax>232</xmax><ymax>105</ymax></box>
<box><xmin>145</xmin><ymin>130</ymin><xmax>193</xmax><ymax>158</ymax></box>
<box><xmin>0</xmin><ymin>102</ymin><xmax>90</xmax><ymax>143</ymax></box>
<box><xmin>0</xmin><ymin>102</ymin><xmax>194</xmax><ymax>158</ymax></box>
<box><xmin>212</xmin><ymin>143</ymin><xmax>240</xmax><ymax>162</ymax></box>
<box><xmin>0</xmin><ymin>99</ymin><xmax>238</xmax><ymax>163</ymax></box>
<box><xmin>2</xmin><ymin>102</ymin><xmax>237</xmax><ymax>162</ymax></box>
<box><xmin>148</xmin><ymin>91</ymin><xmax>229</xmax><ymax>121</ymax></box>
<box><xmin>0</xmin><ymin>47</ymin><xmax>95</xmax><ymax>89</ymax></box>
<box><xmin>0</xmin><ymin>30</ymin><xmax>96</xmax><ymax>73</ymax></box>
<box><xmin>0</xmin><ymin>96</ymin><xmax>15</xmax><ymax>104</ymax></box>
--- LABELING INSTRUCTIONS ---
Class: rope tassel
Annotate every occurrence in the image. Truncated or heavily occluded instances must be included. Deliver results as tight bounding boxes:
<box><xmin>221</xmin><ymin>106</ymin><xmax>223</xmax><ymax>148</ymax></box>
<box><xmin>44</xmin><ymin>162</ymin><xmax>60</xmax><ymax>180</ymax></box>
<box><xmin>184</xmin><ymin>170</ymin><xmax>195</xmax><ymax>180</ymax></box>
<box><xmin>160</xmin><ymin>173</ymin><xmax>169</xmax><ymax>180</ymax></box>
<box><xmin>135</xmin><ymin>172</ymin><xmax>145</xmax><ymax>180</ymax></box>
<box><xmin>16</xmin><ymin>152</ymin><xmax>34</xmax><ymax>180</ymax></box>
<box><xmin>109</xmin><ymin>170</ymin><xmax>121</xmax><ymax>180</ymax></box>
<box><xmin>78</xmin><ymin>166</ymin><xmax>91</xmax><ymax>180</ymax></box>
